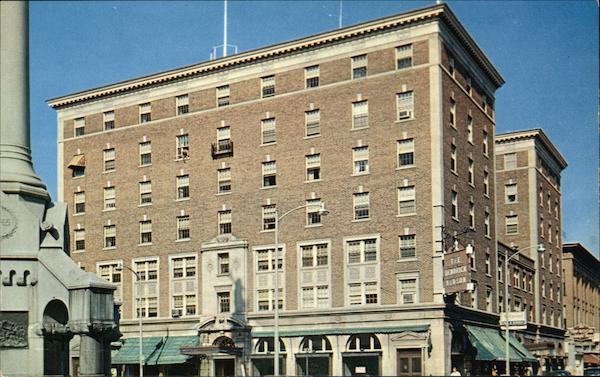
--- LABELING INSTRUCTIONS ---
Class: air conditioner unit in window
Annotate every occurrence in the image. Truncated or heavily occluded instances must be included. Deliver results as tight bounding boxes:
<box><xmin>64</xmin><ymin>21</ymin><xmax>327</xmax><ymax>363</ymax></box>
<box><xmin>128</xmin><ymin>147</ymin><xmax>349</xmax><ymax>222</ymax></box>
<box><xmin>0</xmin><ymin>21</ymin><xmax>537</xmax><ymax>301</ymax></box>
<box><xmin>398</xmin><ymin>110</ymin><xmax>412</xmax><ymax>120</ymax></box>
<box><xmin>171</xmin><ymin>308</ymin><xmax>182</xmax><ymax>318</ymax></box>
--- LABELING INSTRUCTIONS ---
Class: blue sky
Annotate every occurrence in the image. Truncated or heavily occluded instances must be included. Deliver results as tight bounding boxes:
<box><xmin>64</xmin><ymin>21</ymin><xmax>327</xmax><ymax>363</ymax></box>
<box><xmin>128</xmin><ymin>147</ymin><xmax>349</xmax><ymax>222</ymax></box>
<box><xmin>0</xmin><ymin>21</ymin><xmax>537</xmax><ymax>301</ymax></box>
<box><xmin>29</xmin><ymin>1</ymin><xmax>599</xmax><ymax>255</ymax></box>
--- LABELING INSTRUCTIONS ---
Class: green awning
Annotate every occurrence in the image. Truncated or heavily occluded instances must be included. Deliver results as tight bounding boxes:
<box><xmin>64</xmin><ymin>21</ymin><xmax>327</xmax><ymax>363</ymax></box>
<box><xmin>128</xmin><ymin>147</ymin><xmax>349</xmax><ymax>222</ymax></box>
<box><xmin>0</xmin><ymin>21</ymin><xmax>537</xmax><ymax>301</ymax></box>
<box><xmin>465</xmin><ymin>326</ymin><xmax>523</xmax><ymax>362</ymax></box>
<box><xmin>504</xmin><ymin>334</ymin><xmax>537</xmax><ymax>363</ymax></box>
<box><xmin>252</xmin><ymin>324</ymin><xmax>429</xmax><ymax>337</ymax></box>
<box><xmin>112</xmin><ymin>336</ymin><xmax>199</xmax><ymax>365</ymax></box>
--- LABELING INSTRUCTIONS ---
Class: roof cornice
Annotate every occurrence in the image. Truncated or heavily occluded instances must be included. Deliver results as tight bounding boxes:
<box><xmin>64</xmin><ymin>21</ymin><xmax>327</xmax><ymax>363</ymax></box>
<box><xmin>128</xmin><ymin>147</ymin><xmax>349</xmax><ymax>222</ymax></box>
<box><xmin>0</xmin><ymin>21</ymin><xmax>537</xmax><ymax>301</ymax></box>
<box><xmin>495</xmin><ymin>128</ymin><xmax>568</xmax><ymax>170</ymax></box>
<box><xmin>47</xmin><ymin>4</ymin><xmax>503</xmax><ymax>109</ymax></box>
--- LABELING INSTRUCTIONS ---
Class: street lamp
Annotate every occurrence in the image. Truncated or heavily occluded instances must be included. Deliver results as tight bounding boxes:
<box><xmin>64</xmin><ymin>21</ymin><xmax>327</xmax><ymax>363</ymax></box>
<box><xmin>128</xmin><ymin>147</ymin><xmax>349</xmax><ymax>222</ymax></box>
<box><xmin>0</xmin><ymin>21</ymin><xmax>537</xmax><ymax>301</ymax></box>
<box><xmin>503</xmin><ymin>243</ymin><xmax>545</xmax><ymax>376</ymax></box>
<box><xmin>116</xmin><ymin>264</ymin><xmax>144</xmax><ymax>377</ymax></box>
<box><xmin>273</xmin><ymin>202</ymin><xmax>329</xmax><ymax>377</ymax></box>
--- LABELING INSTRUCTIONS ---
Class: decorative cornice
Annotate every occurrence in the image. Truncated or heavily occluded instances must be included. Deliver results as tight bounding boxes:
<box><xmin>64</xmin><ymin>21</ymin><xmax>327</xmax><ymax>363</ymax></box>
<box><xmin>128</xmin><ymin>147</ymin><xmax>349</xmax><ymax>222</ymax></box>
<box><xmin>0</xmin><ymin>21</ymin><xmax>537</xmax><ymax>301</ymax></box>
<box><xmin>47</xmin><ymin>4</ymin><xmax>503</xmax><ymax>110</ymax></box>
<box><xmin>495</xmin><ymin>128</ymin><xmax>568</xmax><ymax>170</ymax></box>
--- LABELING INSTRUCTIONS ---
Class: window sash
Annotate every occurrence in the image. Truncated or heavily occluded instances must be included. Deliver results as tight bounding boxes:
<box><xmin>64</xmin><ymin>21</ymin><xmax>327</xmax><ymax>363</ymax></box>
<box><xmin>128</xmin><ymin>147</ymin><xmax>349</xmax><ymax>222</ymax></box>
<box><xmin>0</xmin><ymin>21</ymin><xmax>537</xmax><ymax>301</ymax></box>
<box><xmin>351</xmin><ymin>54</ymin><xmax>367</xmax><ymax>67</ymax></box>
<box><xmin>140</xmin><ymin>221</ymin><xmax>152</xmax><ymax>233</ymax></box>
<box><xmin>261</xmin><ymin>119</ymin><xmax>276</xmax><ymax>143</ymax></box>
<box><xmin>103</xmin><ymin>111</ymin><xmax>114</xmax><ymax>122</ymax></box>
<box><xmin>397</xmin><ymin>92</ymin><xmax>414</xmax><ymax>112</ymax></box>
<box><xmin>217</xmin><ymin>126</ymin><xmax>231</xmax><ymax>140</ymax></box>
<box><xmin>397</xmin><ymin>139</ymin><xmax>414</xmax><ymax>153</ymax></box>
<box><xmin>262</xmin><ymin>161</ymin><xmax>276</xmax><ymax>175</ymax></box>
<box><xmin>353</xmin><ymin>146</ymin><xmax>369</xmax><ymax>160</ymax></box>
<box><xmin>219</xmin><ymin>211</ymin><xmax>232</xmax><ymax>223</ymax></box>
<box><xmin>306</xmin><ymin>154</ymin><xmax>320</xmax><ymax>168</ymax></box>
<box><xmin>504</xmin><ymin>153</ymin><xmax>517</xmax><ymax>169</ymax></box>
<box><xmin>352</xmin><ymin>100</ymin><xmax>368</xmax><ymax>116</ymax></box>
<box><xmin>177</xmin><ymin>135</ymin><xmax>189</xmax><ymax>147</ymax></box>
<box><xmin>218</xmin><ymin>168</ymin><xmax>231</xmax><ymax>181</ymax></box>
<box><xmin>399</xmin><ymin>235</ymin><xmax>416</xmax><ymax>258</ymax></box>
<box><xmin>104</xmin><ymin>225</ymin><xmax>116</xmax><ymax>238</ymax></box>
<box><xmin>176</xmin><ymin>175</ymin><xmax>189</xmax><ymax>188</ymax></box>
<box><xmin>217</xmin><ymin>85</ymin><xmax>230</xmax><ymax>96</ymax></box>
<box><xmin>104</xmin><ymin>149</ymin><xmax>115</xmax><ymax>161</ymax></box>
<box><xmin>304</xmin><ymin>65</ymin><xmax>319</xmax><ymax>78</ymax></box>
<box><xmin>139</xmin><ymin>141</ymin><xmax>151</xmax><ymax>154</ymax></box>
<box><xmin>139</xmin><ymin>103</ymin><xmax>151</xmax><ymax>113</ymax></box>
<box><xmin>176</xmin><ymin>95</ymin><xmax>189</xmax><ymax>106</ymax></box>
<box><xmin>139</xmin><ymin>181</ymin><xmax>151</xmax><ymax>194</ymax></box>
<box><xmin>177</xmin><ymin>216</ymin><xmax>190</xmax><ymax>229</ymax></box>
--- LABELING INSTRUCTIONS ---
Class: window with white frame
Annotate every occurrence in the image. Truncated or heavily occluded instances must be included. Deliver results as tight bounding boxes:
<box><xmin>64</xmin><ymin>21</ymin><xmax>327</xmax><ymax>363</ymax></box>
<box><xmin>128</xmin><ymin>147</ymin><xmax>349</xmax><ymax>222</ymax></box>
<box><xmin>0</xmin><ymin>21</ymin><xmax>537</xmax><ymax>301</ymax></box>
<box><xmin>74</xmin><ymin>228</ymin><xmax>85</xmax><ymax>251</ymax></box>
<box><xmin>97</xmin><ymin>262</ymin><xmax>122</xmax><ymax>302</ymax></box>
<box><xmin>351</xmin><ymin>54</ymin><xmax>367</xmax><ymax>79</ymax></box>
<box><xmin>262</xmin><ymin>161</ymin><xmax>277</xmax><ymax>187</ymax></box>
<box><xmin>352</xmin><ymin>100</ymin><xmax>368</xmax><ymax>129</ymax></box>
<box><xmin>299</xmin><ymin>242</ymin><xmax>330</xmax><ymax>309</ymax></box>
<box><xmin>450</xmin><ymin>144</ymin><xmax>457</xmax><ymax>173</ymax></box>
<box><xmin>218</xmin><ymin>210</ymin><xmax>231</xmax><ymax>234</ymax></box>
<box><xmin>261</xmin><ymin>118</ymin><xmax>276</xmax><ymax>144</ymax></box>
<box><xmin>484</xmin><ymin>211</ymin><xmax>491</xmax><ymax>237</ymax></box>
<box><xmin>504</xmin><ymin>153</ymin><xmax>517</xmax><ymax>170</ymax></box>
<box><xmin>134</xmin><ymin>258</ymin><xmax>159</xmax><ymax>318</ymax></box>
<box><xmin>104</xmin><ymin>224</ymin><xmax>116</xmax><ymax>248</ymax></box>
<box><xmin>483</xmin><ymin>131</ymin><xmax>489</xmax><ymax>156</ymax></box>
<box><xmin>305</xmin><ymin>65</ymin><xmax>319</xmax><ymax>88</ymax></box>
<box><xmin>104</xmin><ymin>111</ymin><xmax>115</xmax><ymax>130</ymax></box>
<box><xmin>176</xmin><ymin>134</ymin><xmax>189</xmax><ymax>159</ymax></box>
<box><xmin>306</xmin><ymin>199</ymin><xmax>323</xmax><ymax>226</ymax></box>
<box><xmin>216</xmin><ymin>126</ymin><xmax>231</xmax><ymax>151</ymax></box>
<box><xmin>486</xmin><ymin>287</ymin><xmax>493</xmax><ymax>311</ymax></box>
<box><xmin>471</xmin><ymin>281</ymin><xmax>478</xmax><ymax>308</ymax></box>
<box><xmin>103</xmin><ymin>148</ymin><xmax>115</xmax><ymax>172</ymax></box>
<box><xmin>261</xmin><ymin>75</ymin><xmax>275</xmax><ymax>98</ymax></box>
<box><xmin>397</xmin><ymin>138</ymin><xmax>415</xmax><ymax>167</ymax></box>
<box><xmin>139</xmin><ymin>141</ymin><xmax>151</xmax><ymax>166</ymax></box>
<box><xmin>254</xmin><ymin>246</ymin><xmax>284</xmax><ymax>311</ymax></box>
<box><xmin>505</xmin><ymin>183</ymin><xmax>518</xmax><ymax>203</ymax></box>
<box><xmin>139</xmin><ymin>220</ymin><xmax>152</xmax><ymax>244</ymax></box>
<box><xmin>104</xmin><ymin>186</ymin><xmax>115</xmax><ymax>210</ymax></box>
<box><xmin>396</xmin><ymin>44</ymin><xmax>412</xmax><ymax>69</ymax></box>
<box><xmin>217</xmin><ymin>168</ymin><xmax>231</xmax><ymax>193</ymax></box>
<box><xmin>74</xmin><ymin>191</ymin><xmax>85</xmax><ymax>214</ymax></box>
<box><xmin>177</xmin><ymin>174</ymin><xmax>190</xmax><ymax>200</ymax></box>
<box><xmin>352</xmin><ymin>146</ymin><xmax>369</xmax><ymax>174</ymax></box>
<box><xmin>176</xmin><ymin>94</ymin><xmax>189</xmax><ymax>115</ymax></box>
<box><xmin>484</xmin><ymin>170</ymin><xmax>490</xmax><ymax>196</ymax></box>
<box><xmin>398</xmin><ymin>186</ymin><xmax>416</xmax><ymax>215</ymax></box>
<box><xmin>217</xmin><ymin>85</ymin><xmax>230</xmax><ymax>107</ymax></box>
<box><xmin>469</xmin><ymin>201</ymin><xmax>475</xmax><ymax>229</ymax></box>
<box><xmin>398</xmin><ymin>274</ymin><xmax>419</xmax><ymax>304</ymax></box>
<box><xmin>451</xmin><ymin>190</ymin><xmax>458</xmax><ymax>219</ymax></box>
<box><xmin>170</xmin><ymin>255</ymin><xmax>197</xmax><ymax>316</ymax></box>
<box><xmin>468</xmin><ymin>158</ymin><xmax>474</xmax><ymax>185</ymax></box>
<box><xmin>305</xmin><ymin>109</ymin><xmax>320</xmax><ymax>137</ymax></box>
<box><xmin>139</xmin><ymin>103</ymin><xmax>151</xmax><ymax>123</ymax></box>
<box><xmin>306</xmin><ymin>154</ymin><xmax>321</xmax><ymax>181</ymax></box>
<box><xmin>218</xmin><ymin>253</ymin><xmax>229</xmax><ymax>275</ymax></box>
<box><xmin>353</xmin><ymin>192</ymin><xmax>370</xmax><ymax>220</ymax></box>
<box><xmin>397</xmin><ymin>91</ymin><xmax>414</xmax><ymax>120</ymax></box>
<box><xmin>262</xmin><ymin>204</ymin><xmax>276</xmax><ymax>231</ymax></box>
<box><xmin>74</xmin><ymin>117</ymin><xmax>85</xmax><ymax>136</ymax></box>
<box><xmin>218</xmin><ymin>291</ymin><xmax>231</xmax><ymax>313</ymax></box>
<box><xmin>505</xmin><ymin>215</ymin><xmax>518</xmax><ymax>235</ymax></box>
<box><xmin>347</xmin><ymin>238</ymin><xmax>377</xmax><ymax>264</ymax></box>
<box><xmin>177</xmin><ymin>215</ymin><xmax>190</xmax><ymax>240</ymax></box>
<box><xmin>346</xmin><ymin>237</ymin><xmax>379</xmax><ymax>305</ymax></box>
<box><xmin>467</xmin><ymin>115</ymin><xmax>473</xmax><ymax>143</ymax></box>
<box><xmin>485</xmin><ymin>253</ymin><xmax>491</xmax><ymax>275</ymax></box>
<box><xmin>139</xmin><ymin>180</ymin><xmax>152</xmax><ymax>205</ymax></box>
<box><xmin>399</xmin><ymin>234</ymin><xmax>416</xmax><ymax>259</ymax></box>
<box><xmin>449</xmin><ymin>98</ymin><xmax>456</xmax><ymax>127</ymax></box>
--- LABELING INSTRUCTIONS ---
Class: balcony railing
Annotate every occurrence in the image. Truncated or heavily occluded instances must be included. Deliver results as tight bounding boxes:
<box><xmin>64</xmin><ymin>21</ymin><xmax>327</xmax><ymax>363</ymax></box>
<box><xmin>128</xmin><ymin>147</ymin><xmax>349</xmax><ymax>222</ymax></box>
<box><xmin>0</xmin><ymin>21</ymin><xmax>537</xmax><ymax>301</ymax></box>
<box><xmin>211</xmin><ymin>140</ymin><xmax>233</xmax><ymax>159</ymax></box>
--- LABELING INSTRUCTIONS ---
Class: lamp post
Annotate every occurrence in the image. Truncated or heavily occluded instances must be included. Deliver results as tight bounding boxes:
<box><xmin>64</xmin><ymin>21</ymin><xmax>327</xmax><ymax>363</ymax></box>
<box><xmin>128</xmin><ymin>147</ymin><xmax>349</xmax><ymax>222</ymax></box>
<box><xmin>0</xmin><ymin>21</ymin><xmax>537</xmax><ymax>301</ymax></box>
<box><xmin>273</xmin><ymin>203</ymin><xmax>329</xmax><ymax>377</ymax></box>
<box><xmin>116</xmin><ymin>264</ymin><xmax>144</xmax><ymax>377</ymax></box>
<box><xmin>503</xmin><ymin>243</ymin><xmax>545</xmax><ymax>376</ymax></box>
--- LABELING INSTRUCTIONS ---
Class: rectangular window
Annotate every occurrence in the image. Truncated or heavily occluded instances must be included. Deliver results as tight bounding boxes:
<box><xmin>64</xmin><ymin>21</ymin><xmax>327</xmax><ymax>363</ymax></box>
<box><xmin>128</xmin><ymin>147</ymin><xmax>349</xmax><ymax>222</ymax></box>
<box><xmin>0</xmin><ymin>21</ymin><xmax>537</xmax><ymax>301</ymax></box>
<box><xmin>74</xmin><ymin>117</ymin><xmax>85</xmax><ymax>136</ymax></box>
<box><xmin>140</xmin><ymin>220</ymin><xmax>152</xmax><ymax>244</ymax></box>
<box><xmin>397</xmin><ymin>91</ymin><xmax>414</xmax><ymax>120</ymax></box>
<box><xmin>139</xmin><ymin>141</ymin><xmax>152</xmax><ymax>166</ymax></box>
<box><xmin>485</xmin><ymin>253</ymin><xmax>491</xmax><ymax>275</ymax></box>
<box><xmin>351</xmin><ymin>54</ymin><xmax>367</xmax><ymax>79</ymax></box>
<box><xmin>104</xmin><ymin>186</ymin><xmax>115</xmax><ymax>210</ymax></box>
<box><xmin>505</xmin><ymin>184</ymin><xmax>518</xmax><ymax>203</ymax></box>
<box><xmin>176</xmin><ymin>174</ymin><xmax>190</xmax><ymax>200</ymax></box>
<box><xmin>449</xmin><ymin>98</ymin><xmax>456</xmax><ymax>127</ymax></box>
<box><xmin>74</xmin><ymin>229</ymin><xmax>85</xmax><ymax>251</ymax></box>
<box><xmin>504</xmin><ymin>153</ymin><xmax>517</xmax><ymax>170</ymax></box>
<box><xmin>396</xmin><ymin>44</ymin><xmax>413</xmax><ymax>69</ymax></box>
<box><xmin>262</xmin><ymin>161</ymin><xmax>277</xmax><ymax>187</ymax></box>
<box><xmin>399</xmin><ymin>235</ymin><xmax>416</xmax><ymax>259</ymax></box>
<box><xmin>451</xmin><ymin>190</ymin><xmax>458</xmax><ymax>219</ymax></box>
<box><xmin>217</xmin><ymin>168</ymin><xmax>231</xmax><ymax>193</ymax></box>
<box><xmin>397</xmin><ymin>138</ymin><xmax>415</xmax><ymax>167</ymax></box>
<box><xmin>352</xmin><ymin>146</ymin><xmax>369</xmax><ymax>174</ymax></box>
<box><xmin>218</xmin><ymin>292</ymin><xmax>231</xmax><ymax>313</ymax></box>
<box><xmin>261</xmin><ymin>118</ymin><xmax>276</xmax><ymax>144</ymax></box>
<box><xmin>103</xmin><ymin>148</ymin><xmax>115</xmax><ymax>172</ymax></box>
<box><xmin>306</xmin><ymin>153</ymin><xmax>321</xmax><ymax>181</ymax></box>
<box><xmin>176</xmin><ymin>134</ymin><xmax>189</xmax><ymax>159</ymax></box>
<box><xmin>97</xmin><ymin>263</ymin><xmax>123</xmax><ymax>302</ymax></box>
<box><xmin>352</xmin><ymin>100</ymin><xmax>368</xmax><ymax>129</ymax></box>
<box><xmin>450</xmin><ymin>144</ymin><xmax>457</xmax><ymax>173</ymax></box>
<box><xmin>398</xmin><ymin>186</ymin><xmax>416</xmax><ymax>215</ymax></box>
<box><xmin>399</xmin><ymin>277</ymin><xmax>418</xmax><ymax>304</ymax></box>
<box><xmin>486</xmin><ymin>288</ymin><xmax>492</xmax><ymax>311</ymax></box>
<box><xmin>300</xmin><ymin>243</ymin><xmax>330</xmax><ymax>308</ymax></box>
<box><xmin>103</xmin><ymin>111</ymin><xmax>115</xmax><ymax>131</ymax></box>
<box><xmin>305</xmin><ymin>109</ymin><xmax>320</xmax><ymax>137</ymax></box>
<box><xmin>176</xmin><ymin>94</ymin><xmax>189</xmax><ymax>115</ymax></box>
<box><xmin>468</xmin><ymin>158</ymin><xmax>474</xmax><ymax>185</ymax></box>
<box><xmin>484</xmin><ymin>171</ymin><xmax>490</xmax><ymax>196</ymax></box>
<box><xmin>505</xmin><ymin>215</ymin><xmax>518</xmax><ymax>235</ymax></box>
<box><xmin>104</xmin><ymin>224</ymin><xmax>116</xmax><ymax>248</ymax></box>
<box><xmin>261</xmin><ymin>75</ymin><xmax>275</xmax><ymax>98</ymax></box>
<box><xmin>177</xmin><ymin>215</ymin><xmax>190</xmax><ymax>240</ymax></box>
<box><xmin>218</xmin><ymin>210</ymin><xmax>232</xmax><ymax>235</ymax></box>
<box><xmin>262</xmin><ymin>204</ymin><xmax>276</xmax><ymax>231</ymax></box>
<box><xmin>484</xmin><ymin>211</ymin><xmax>491</xmax><ymax>237</ymax></box>
<box><xmin>254</xmin><ymin>247</ymin><xmax>284</xmax><ymax>311</ymax></box>
<box><xmin>471</xmin><ymin>281</ymin><xmax>478</xmax><ymax>308</ymax></box>
<box><xmin>139</xmin><ymin>103</ymin><xmax>151</xmax><ymax>123</ymax></box>
<box><xmin>353</xmin><ymin>192</ymin><xmax>370</xmax><ymax>220</ymax></box>
<box><xmin>217</xmin><ymin>126</ymin><xmax>231</xmax><ymax>146</ymax></box>
<box><xmin>74</xmin><ymin>191</ymin><xmax>85</xmax><ymax>214</ymax></box>
<box><xmin>139</xmin><ymin>180</ymin><xmax>152</xmax><ymax>205</ymax></box>
<box><xmin>218</xmin><ymin>253</ymin><xmax>229</xmax><ymax>275</ymax></box>
<box><xmin>306</xmin><ymin>199</ymin><xmax>323</xmax><ymax>225</ymax></box>
<box><xmin>347</xmin><ymin>238</ymin><xmax>377</xmax><ymax>264</ymax></box>
<box><xmin>466</xmin><ymin>77</ymin><xmax>472</xmax><ymax>95</ymax></box>
<box><xmin>217</xmin><ymin>85</ymin><xmax>230</xmax><ymax>107</ymax></box>
<box><xmin>134</xmin><ymin>258</ymin><xmax>159</xmax><ymax>318</ymax></box>
<box><xmin>483</xmin><ymin>131</ymin><xmax>489</xmax><ymax>156</ymax></box>
<box><xmin>469</xmin><ymin>201</ymin><xmax>475</xmax><ymax>228</ymax></box>
<box><xmin>170</xmin><ymin>256</ymin><xmax>196</xmax><ymax>316</ymax></box>
<box><xmin>305</xmin><ymin>65</ymin><xmax>319</xmax><ymax>88</ymax></box>
<box><xmin>467</xmin><ymin>115</ymin><xmax>473</xmax><ymax>143</ymax></box>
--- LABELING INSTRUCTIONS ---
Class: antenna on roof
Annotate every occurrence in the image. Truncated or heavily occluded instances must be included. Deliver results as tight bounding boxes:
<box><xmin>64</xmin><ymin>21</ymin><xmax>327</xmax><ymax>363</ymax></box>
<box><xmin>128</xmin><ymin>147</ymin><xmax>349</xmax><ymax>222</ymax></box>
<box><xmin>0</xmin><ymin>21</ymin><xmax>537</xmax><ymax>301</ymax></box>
<box><xmin>339</xmin><ymin>0</ymin><xmax>343</xmax><ymax>28</ymax></box>
<box><xmin>210</xmin><ymin>0</ymin><xmax>238</xmax><ymax>60</ymax></box>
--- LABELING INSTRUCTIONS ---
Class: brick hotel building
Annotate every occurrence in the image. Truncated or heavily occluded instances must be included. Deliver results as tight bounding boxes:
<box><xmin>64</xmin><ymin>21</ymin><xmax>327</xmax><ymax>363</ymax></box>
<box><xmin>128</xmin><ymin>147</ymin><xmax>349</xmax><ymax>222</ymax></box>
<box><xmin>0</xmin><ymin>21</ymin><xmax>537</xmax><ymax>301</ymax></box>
<box><xmin>47</xmin><ymin>4</ymin><xmax>564</xmax><ymax>376</ymax></box>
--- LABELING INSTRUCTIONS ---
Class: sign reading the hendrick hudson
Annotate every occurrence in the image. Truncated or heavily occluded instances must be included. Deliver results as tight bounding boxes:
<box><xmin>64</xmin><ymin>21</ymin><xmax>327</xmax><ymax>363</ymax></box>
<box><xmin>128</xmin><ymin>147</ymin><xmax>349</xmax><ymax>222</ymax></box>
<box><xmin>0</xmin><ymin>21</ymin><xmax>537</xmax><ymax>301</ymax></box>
<box><xmin>0</xmin><ymin>311</ymin><xmax>28</xmax><ymax>348</ymax></box>
<box><xmin>443</xmin><ymin>246</ymin><xmax>471</xmax><ymax>295</ymax></box>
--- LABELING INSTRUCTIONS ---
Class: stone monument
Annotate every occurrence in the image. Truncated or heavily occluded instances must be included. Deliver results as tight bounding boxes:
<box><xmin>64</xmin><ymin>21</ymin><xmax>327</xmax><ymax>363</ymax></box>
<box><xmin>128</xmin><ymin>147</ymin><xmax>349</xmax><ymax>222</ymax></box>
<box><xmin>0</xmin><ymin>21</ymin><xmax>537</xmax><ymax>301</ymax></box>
<box><xmin>0</xmin><ymin>2</ymin><xmax>119</xmax><ymax>376</ymax></box>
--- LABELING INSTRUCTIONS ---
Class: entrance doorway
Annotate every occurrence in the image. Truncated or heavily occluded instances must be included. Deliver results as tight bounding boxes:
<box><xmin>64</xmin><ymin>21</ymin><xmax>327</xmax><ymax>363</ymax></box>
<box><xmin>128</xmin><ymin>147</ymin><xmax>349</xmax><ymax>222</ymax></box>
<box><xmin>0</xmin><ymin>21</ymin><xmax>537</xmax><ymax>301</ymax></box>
<box><xmin>215</xmin><ymin>358</ymin><xmax>235</xmax><ymax>377</ymax></box>
<box><xmin>396</xmin><ymin>349</ymin><xmax>422</xmax><ymax>376</ymax></box>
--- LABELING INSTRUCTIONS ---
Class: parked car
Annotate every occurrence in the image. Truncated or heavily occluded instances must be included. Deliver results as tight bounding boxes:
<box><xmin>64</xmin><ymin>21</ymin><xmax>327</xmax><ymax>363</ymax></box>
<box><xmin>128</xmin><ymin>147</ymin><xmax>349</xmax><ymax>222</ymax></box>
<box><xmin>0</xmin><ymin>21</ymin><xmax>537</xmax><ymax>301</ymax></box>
<box><xmin>584</xmin><ymin>367</ymin><xmax>600</xmax><ymax>376</ymax></box>
<box><xmin>545</xmin><ymin>370</ymin><xmax>572</xmax><ymax>376</ymax></box>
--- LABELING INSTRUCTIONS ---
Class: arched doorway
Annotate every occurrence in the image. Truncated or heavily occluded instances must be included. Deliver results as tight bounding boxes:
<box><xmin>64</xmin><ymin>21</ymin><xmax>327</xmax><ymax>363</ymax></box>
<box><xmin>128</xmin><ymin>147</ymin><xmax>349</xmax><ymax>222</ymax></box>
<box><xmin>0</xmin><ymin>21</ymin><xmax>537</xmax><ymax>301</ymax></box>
<box><xmin>42</xmin><ymin>299</ymin><xmax>70</xmax><ymax>376</ymax></box>
<box><xmin>213</xmin><ymin>336</ymin><xmax>236</xmax><ymax>377</ymax></box>
<box><xmin>297</xmin><ymin>335</ymin><xmax>333</xmax><ymax>376</ymax></box>
<box><xmin>343</xmin><ymin>334</ymin><xmax>381</xmax><ymax>376</ymax></box>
